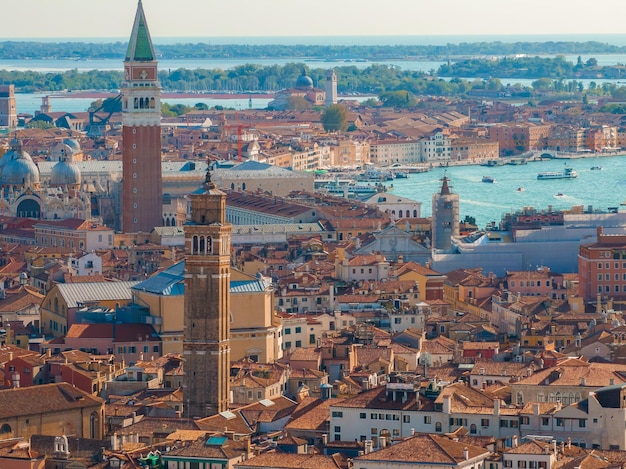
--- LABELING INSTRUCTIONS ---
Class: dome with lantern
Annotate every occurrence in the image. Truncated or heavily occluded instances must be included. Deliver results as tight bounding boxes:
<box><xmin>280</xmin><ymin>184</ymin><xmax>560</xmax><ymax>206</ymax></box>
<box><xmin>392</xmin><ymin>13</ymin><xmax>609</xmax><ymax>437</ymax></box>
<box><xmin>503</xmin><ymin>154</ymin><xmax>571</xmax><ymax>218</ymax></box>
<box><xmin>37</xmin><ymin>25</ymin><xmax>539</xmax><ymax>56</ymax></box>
<box><xmin>50</xmin><ymin>142</ymin><xmax>81</xmax><ymax>186</ymax></box>
<box><xmin>0</xmin><ymin>139</ymin><xmax>40</xmax><ymax>186</ymax></box>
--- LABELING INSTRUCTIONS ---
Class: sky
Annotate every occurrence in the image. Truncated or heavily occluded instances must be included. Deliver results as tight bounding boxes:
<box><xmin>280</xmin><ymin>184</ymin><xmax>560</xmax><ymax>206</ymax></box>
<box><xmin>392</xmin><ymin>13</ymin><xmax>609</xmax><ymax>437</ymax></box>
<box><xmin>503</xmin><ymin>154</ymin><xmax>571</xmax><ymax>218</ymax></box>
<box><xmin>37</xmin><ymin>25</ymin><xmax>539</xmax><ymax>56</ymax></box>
<box><xmin>3</xmin><ymin>0</ymin><xmax>626</xmax><ymax>42</ymax></box>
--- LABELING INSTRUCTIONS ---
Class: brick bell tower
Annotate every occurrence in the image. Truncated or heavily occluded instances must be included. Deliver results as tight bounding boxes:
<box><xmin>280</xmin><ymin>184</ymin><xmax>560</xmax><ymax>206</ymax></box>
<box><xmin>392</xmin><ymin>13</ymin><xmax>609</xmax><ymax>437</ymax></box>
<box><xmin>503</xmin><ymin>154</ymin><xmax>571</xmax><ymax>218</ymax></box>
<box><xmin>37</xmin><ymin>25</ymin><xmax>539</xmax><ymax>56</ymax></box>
<box><xmin>183</xmin><ymin>168</ymin><xmax>232</xmax><ymax>418</ymax></box>
<box><xmin>121</xmin><ymin>0</ymin><xmax>163</xmax><ymax>233</ymax></box>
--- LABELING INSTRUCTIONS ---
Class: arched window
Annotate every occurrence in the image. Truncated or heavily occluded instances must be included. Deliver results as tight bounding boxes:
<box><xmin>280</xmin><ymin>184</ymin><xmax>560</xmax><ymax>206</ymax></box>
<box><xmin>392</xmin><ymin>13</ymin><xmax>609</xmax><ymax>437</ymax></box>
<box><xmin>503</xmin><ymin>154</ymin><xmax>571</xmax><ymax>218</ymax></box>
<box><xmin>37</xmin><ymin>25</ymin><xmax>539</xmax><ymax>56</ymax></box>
<box><xmin>0</xmin><ymin>424</ymin><xmax>11</xmax><ymax>435</ymax></box>
<box><xmin>470</xmin><ymin>424</ymin><xmax>477</xmax><ymax>434</ymax></box>
<box><xmin>192</xmin><ymin>235</ymin><xmax>198</xmax><ymax>254</ymax></box>
<box><xmin>413</xmin><ymin>210</ymin><xmax>418</xmax><ymax>217</ymax></box>
<box><xmin>150</xmin><ymin>97</ymin><xmax>155</xmax><ymax>109</ymax></box>
<box><xmin>537</xmin><ymin>392</ymin><xmax>545</xmax><ymax>402</ymax></box>
<box><xmin>516</xmin><ymin>391</ymin><xmax>524</xmax><ymax>406</ymax></box>
<box><xmin>574</xmin><ymin>392</ymin><xmax>581</xmax><ymax>402</ymax></box>
<box><xmin>199</xmin><ymin>236</ymin><xmax>205</xmax><ymax>254</ymax></box>
<box><xmin>171</xmin><ymin>217</ymin><xmax>176</xmax><ymax>226</ymax></box>
<box><xmin>398</xmin><ymin>210</ymin><xmax>403</xmax><ymax>218</ymax></box>
<box><xmin>435</xmin><ymin>422</ymin><xmax>442</xmax><ymax>432</ymax></box>
<box><xmin>90</xmin><ymin>412</ymin><xmax>98</xmax><ymax>439</ymax></box>
<box><xmin>242</xmin><ymin>182</ymin><xmax>246</xmax><ymax>190</ymax></box>
<box><xmin>548</xmin><ymin>392</ymin><xmax>555</xmax><ymax>402</ymax></box>
<box><xmin>555</xmin><ymin>392</ymin><xmax>562</xmax><ymax>403</ymax></box>
<box><xmin>54</xmin><ymin>297</ymin><xmax>59</xmax><ymax>313</ymax></box>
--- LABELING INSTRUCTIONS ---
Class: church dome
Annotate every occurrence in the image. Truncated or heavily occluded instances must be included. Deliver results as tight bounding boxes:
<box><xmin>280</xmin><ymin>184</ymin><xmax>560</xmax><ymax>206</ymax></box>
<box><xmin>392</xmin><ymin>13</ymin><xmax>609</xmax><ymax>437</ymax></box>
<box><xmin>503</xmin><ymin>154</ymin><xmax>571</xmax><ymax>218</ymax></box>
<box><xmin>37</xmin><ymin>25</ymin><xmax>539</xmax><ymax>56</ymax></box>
<box><xmin>63</xmin><ymin>138</ymin><xmax>81</xmax><ymax>154</ymax></box>
<box><xmin>51</xmin><ymin>160</ymin><xmax>81</xmax><ymax>186</ymax></box>
<box><xmin>1</xmin><ymin>153</ymin><xmax>40</xmax><ymax>186</ymax></box>
<box><xmin>0</xmin><ymin>139</ymin><xmax>34</xmax><ymax>181</ymax></box>
<box><xmin>296</xmin><ymin>72</ymin><xmax>314</xmax><ymax>89</ymax></box>
<box><xmin>50</xmin><ymin>142</ymin><xmax>74</xmax><ymax>162</ymax></box>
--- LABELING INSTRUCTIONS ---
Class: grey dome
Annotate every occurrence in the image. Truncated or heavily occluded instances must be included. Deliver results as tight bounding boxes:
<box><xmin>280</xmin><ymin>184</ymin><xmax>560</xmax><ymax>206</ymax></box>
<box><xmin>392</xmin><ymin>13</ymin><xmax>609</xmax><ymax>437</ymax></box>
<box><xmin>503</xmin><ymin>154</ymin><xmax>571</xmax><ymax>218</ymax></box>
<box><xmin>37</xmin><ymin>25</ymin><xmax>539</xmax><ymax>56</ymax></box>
<box><xmin>296</xmin><ymin>72</ymin><xmax>313</xmax><ymax>89</ymax></box>
<box><xmin>1</xmin><ymin>153</ymin><xmax>40</xmax><ymax>186</ymax></box>
<box><xmin>63</xmin><ymin>138</ymin><xmax>81</xmax><ymax>153</ymax></box>
<box><xmin>51</xmin><ymin>143</ymin><xmax>74</xmax><ymax>162</ymax></box>
<box><xmin>51</xmin><ymin>160</ymin><xmax>81</xmax><ymax>186</ymax></box>
<box><xmin>0</xmin><ymin>139</ymin><xmax>33</xmax><ymax>178</ymax></box>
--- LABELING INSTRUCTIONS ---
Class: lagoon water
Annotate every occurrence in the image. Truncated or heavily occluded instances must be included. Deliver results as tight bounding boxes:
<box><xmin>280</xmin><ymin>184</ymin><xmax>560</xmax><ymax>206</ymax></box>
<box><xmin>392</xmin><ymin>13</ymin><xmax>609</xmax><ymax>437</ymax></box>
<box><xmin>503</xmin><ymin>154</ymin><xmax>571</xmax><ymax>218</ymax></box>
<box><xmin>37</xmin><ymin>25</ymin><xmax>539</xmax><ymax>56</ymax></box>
<box><xmin>390</xmin><ymin>157</ymin><xmax>626</xmax><ymax>229</ymax></box>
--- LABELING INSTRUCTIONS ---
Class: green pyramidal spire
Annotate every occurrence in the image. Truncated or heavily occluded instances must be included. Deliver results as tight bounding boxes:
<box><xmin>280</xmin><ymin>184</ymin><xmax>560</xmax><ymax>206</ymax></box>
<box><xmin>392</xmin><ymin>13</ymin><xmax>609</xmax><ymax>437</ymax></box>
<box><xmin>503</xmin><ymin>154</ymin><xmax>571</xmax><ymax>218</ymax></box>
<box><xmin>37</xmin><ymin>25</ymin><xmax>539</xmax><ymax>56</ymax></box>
<box><xmin>125</xmin><ymin>0</ymin><xmax>156</xmax><ymax>62</ymax></box>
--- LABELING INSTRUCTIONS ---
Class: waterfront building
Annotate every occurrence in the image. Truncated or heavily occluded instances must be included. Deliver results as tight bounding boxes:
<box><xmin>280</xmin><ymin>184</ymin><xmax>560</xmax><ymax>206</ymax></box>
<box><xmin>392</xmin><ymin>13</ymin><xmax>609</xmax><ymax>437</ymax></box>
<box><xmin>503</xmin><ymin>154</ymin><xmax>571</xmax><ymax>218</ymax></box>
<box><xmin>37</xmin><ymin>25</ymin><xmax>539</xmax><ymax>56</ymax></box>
<box><xmin>121</xmin><ymin>0</ymin><xmax>163</xmax><ymax>233</ymax></box>
<box><xmin>369</xmin><ymin>138</ymin><xmax>422</xmax><ymax>165</ymax></box>
<box><xmin>431</xmin><ymin>175</ymin><xmax>459</xmax><ymax>252</ymax></box>
<box><xmin>420</xmin><ymin>130</ymin><xmax>453</xmax><ymax>163</ymax></box>
<box><xmin>488</xmin><ymin>122</ymin><xmax>550</xmax><ymax>154</ymax></box>
<box><xmin>183</xmin><ymin>169</ymin><xmax>232</xmax><ymax>418</ymax></box>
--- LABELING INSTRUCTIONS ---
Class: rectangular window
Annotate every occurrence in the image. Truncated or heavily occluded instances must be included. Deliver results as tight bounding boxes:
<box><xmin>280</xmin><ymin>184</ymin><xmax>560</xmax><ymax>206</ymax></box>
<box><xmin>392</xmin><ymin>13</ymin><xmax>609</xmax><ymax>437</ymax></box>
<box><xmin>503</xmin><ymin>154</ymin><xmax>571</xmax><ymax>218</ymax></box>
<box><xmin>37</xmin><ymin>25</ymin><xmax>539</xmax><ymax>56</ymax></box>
<box><xmin>556</xmin><ymin>418</ymin><xmax>564</xmax><ymax>427</ymax></box>
<box><xmin>334</xmin><ymin>426</ymin><xmax>341</xmax><ymax>433</ymax></box>
<box><xmin>403</xmin><ymin>415</ymin><xmax>410</xmax><ymax>423</ymax></box>
<box><xmin>285</xmin><ymin>328</ymin><xmax>291</xmax><ymax>334</ymax></box>
<box><xmin>295</xmin><ymin>340</ymin><xmax>302</xmax><ymax>347</ymax></box>
<box><xmin>481</xmin><ymin>419</ymin><xmax>489</xmax><ymax>427</ymax></box>
<box><xmin>295</xmin><ymin>327</ymin><xmax>302</xmax><ymax>333</ymax></box>
<box><xmin>371</xmin><ymin>413</ymin><xmax>377</xmax><ymax>419</ymax></box>
<box><xmin>309</xmin><ymin>334</ymin><xmax>316</xmax><ymax>344</ymax></box>
<box><xmin>332</xmin><ymin>411</ymin><xmax>343</xmax><ymax>418</ymax></box>
<box><xmin>360</xmin><ymin>413</ymin><xmax>366</xmax><ymax>419</ymax></box>
<box><xmin>371</xmin><ymin>428</ymin><xmax>377</xmax><ymax>435</ymax></box>
<box><xmin>541</xmin><ymin>417</ymin><xmax>549</xmax><ymax>426</ymax></box>
<box><xmin>579</xmin><ymin>419</ymin><xmax>586</xmax><ymax>427</ymax></box>
<box><xmin>424</xmin><ymin>416</ymin><xmax>431</xmax><ymax>424</ymax></box>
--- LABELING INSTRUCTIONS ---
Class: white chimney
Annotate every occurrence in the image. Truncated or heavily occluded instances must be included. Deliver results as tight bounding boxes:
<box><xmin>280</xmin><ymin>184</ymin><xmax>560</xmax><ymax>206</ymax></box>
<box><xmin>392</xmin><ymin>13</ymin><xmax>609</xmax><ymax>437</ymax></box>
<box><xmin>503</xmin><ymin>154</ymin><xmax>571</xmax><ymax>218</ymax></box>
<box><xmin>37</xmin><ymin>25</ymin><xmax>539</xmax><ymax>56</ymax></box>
<box><xmin>364</xmin><ymin>440</ymin><xmax>373</xmax><ymax>454</ymax></box>
<box><xmin>322</xmin><ymin>434</ymin><xmax>328</xmax><ymax>445</ymax></box>
<box><xmin>463</xmin><ymin>447</ymin><xmax>469</xmax><ymax>460</ymax></box>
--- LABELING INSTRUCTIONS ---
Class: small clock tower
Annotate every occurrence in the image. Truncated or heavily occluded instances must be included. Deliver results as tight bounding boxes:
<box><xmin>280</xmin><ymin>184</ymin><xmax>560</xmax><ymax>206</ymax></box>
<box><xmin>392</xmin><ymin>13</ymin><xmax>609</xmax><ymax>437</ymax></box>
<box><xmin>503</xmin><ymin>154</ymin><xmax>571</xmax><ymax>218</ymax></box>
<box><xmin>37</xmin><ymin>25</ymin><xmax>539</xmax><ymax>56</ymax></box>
<box><xmin>121</xmin><ymin>0</ymin><xmax>163</xmax><ymax>233</ymax></box>
<box><xmin>183</xmin><ymin>168</ymin><xmax>232</xmax><ymax>418</ymax></box>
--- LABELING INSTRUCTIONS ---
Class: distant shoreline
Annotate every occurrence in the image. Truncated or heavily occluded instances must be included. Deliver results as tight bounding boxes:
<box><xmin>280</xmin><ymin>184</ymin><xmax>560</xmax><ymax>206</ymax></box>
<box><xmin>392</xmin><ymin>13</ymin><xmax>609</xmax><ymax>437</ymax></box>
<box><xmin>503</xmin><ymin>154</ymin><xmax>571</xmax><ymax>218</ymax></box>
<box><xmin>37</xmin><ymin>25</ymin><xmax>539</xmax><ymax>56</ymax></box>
<box><xmin>45</xmin><ymin>91</ymin><xmax>276</xmax><ymax>100</ymax></box>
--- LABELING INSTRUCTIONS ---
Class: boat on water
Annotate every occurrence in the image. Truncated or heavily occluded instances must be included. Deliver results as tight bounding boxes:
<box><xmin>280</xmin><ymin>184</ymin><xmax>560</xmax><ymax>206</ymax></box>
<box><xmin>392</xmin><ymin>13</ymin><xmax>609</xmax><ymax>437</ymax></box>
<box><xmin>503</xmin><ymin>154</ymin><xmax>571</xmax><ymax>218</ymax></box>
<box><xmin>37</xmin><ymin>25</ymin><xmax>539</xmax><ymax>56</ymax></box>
<box><xmin>482</xmin><ymin>176</ymin><xmax>495</xmax><ymax>183</ymax></box>
<box><xmin>516</xmin><ymin>187</ymin><xmax>525</xmax><ymax>192</ymax></box>
<box><xmin>317</xmin><ymin>181</ymin><xmax>384</xmax><ymax>197</ymax></box>
<box><xmin>591</xmin><ymin>166</ymin><xmax>603</xmax><ymax>170</ymax></box>
<box><xmin>537</xmin><ymin>167</ymin><xmax>578</xmax><ymax>180</ymax></box>
<box><xmin>555</xmin><ymin>192</ymin><xmax>565</xmax><ymax>197</ymax></box>
<box><xmin>481</xmin><ymin>159</ymin><xmax>505</xmax><ymax>167</ymax></box>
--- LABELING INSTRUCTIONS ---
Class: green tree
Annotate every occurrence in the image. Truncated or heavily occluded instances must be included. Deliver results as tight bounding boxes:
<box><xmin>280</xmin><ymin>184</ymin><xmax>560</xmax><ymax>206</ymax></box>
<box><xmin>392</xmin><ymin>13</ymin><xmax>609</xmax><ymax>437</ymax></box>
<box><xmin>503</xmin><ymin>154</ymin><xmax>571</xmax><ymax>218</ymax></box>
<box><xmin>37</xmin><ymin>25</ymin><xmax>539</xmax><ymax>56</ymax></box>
<box><xmin>321</xmin><ymin>104</ymin><xmax>348</xmax><ymax>132</ymax></box>
<box><xmin>379</xmin><ymin>90</ymin><xmax>416</xmax><ymax>108</ymax></box>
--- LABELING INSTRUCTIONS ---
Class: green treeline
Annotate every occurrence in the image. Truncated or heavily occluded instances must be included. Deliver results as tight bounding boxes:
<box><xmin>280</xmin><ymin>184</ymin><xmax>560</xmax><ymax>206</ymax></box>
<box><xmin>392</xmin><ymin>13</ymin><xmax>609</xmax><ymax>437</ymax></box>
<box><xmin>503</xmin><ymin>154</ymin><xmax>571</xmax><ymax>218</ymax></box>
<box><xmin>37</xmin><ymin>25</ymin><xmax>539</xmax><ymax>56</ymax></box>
<box><xmin>438</xmin><ymin>55</ymin><xmax>618</xmax><ymax>79</ymax></box>
<box><xmin>1</xmin><ymin>58</ymin><xmax>625</xmax><ymax>99</ymax></box>
<box><xmin>0</xmin><ymin>40</ymin><xmax>624</xmax><ymax>60</ymax></box>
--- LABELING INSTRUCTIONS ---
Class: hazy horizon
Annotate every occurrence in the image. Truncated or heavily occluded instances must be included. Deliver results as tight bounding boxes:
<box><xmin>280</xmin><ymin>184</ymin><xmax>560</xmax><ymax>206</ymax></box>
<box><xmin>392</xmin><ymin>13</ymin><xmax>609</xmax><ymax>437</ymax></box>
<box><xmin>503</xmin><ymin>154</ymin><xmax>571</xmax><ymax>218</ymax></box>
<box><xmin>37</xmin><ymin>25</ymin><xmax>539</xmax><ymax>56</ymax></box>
<box><xmin>3</xmin><ymin>34</ymin><xmax>626</xmax><ymax>48</ymax></box>
<box><xmin>7</xmin><ymin>1</ymin><xmax>626</xmax><ymax>43</ymax></box>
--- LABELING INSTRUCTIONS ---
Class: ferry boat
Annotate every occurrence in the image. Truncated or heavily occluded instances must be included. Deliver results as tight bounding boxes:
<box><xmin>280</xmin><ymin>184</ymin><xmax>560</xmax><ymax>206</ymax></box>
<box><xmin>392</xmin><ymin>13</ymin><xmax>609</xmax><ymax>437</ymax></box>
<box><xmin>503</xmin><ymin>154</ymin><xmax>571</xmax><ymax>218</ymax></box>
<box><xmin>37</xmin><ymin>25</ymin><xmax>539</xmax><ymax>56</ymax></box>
<box><xmin>317</xmin><ymin>181</ymin><xmax>383</xmax><ymax>197</ymax></box>
<box><xmin>482</xmin><ymin>176</ymin><xmax>495</xmax><ymax>183</ymax></box>
<box><xmin>537</xmin><ymin>167</ymin><xmax>578</xmax><ymax>180</ymax></box>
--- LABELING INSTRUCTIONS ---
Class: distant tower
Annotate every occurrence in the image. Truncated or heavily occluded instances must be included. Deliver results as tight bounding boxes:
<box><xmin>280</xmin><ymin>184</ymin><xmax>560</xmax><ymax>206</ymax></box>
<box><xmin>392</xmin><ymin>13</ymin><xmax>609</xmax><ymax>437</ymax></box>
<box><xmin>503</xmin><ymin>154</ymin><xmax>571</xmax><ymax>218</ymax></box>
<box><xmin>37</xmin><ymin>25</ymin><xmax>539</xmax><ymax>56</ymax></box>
<box><xmin>325</xmin><ymin>69</ymin><xmax>338</xmax><ymax>106</ymax></box>
<box><xmin>39</xmin><ymin>96</ymin><xmax>52</xmax><ymax>115</ymax></box>
<box><xmin>183</xmin><ymin>168</ymin><xmax>232</xmax><ymax>418</ymax></box>
<box><xmin>121</xmin><ymin>0</ymin><xmax>163</xmax><ymax>233</ymax></box>
<box><xmin>0</xmin><ymin>85</ymin><xmax>17</xmax><ymax>128</ymax></box>
<box><xmin>431</xmin><ymin>174</ymin><xmax>459</xmax><ymax>251</ymax></box>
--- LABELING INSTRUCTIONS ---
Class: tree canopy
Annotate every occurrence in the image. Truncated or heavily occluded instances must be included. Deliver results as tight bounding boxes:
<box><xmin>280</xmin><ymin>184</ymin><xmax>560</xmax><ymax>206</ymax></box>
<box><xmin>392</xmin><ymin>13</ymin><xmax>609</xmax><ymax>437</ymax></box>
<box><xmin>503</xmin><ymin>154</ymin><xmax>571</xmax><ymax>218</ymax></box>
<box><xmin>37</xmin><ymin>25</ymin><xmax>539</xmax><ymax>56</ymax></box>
<box><xmin>321</xmin><ymin>104</ymin><xmax>349</xmax><ymax>132</ymax></box>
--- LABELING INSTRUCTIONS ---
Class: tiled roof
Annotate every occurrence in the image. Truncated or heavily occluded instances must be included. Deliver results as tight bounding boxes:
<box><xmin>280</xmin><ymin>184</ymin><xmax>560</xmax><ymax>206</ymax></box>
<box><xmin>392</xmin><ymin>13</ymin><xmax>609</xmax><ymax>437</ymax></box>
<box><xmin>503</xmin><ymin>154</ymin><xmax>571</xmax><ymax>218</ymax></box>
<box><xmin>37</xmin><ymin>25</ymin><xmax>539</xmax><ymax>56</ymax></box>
<box><xmin>0</xmin><ymin>383</ymin><xmax>102</xmax><ymax>419</ymax></box>
<box><xmin>236</xmin><ymin>451</ymin><xmax>348</xmax><ymax>469</ymax></box>
<box><xmin>354</xmin><ymin>433</ymin><xmax>489</xmax><ymax>463</ymax></box>
<box><xmin>284</xmin><ymin>397</ymin><xmax>340</xmax><ymax>432</ymax></box>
